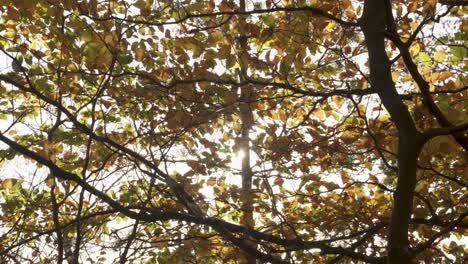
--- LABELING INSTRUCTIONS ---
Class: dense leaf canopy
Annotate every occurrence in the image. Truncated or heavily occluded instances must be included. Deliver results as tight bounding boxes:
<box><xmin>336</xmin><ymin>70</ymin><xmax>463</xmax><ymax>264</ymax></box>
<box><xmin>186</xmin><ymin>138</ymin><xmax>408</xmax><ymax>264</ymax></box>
<box><xmin>0</xmin><ymin>0</ymin><xmax>466</xmax><ymax>263</ymax></box>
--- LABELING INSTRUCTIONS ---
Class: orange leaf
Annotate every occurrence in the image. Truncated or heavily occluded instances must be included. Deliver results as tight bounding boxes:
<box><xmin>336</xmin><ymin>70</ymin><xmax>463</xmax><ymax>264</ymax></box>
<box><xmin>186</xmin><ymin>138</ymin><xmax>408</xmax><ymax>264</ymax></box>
<box><xmin>207</xmin><ymin>177</ymin><xmax>217</xmax><ymax>186</ymax></box>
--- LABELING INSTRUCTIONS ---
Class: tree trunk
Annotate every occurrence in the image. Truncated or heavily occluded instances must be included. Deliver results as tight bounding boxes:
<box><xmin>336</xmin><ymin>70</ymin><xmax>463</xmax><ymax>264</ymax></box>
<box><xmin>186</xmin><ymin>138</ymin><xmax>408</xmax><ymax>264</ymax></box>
<box><xmin>238</xmin><ymin>1</ymin><xmax>255</xmax><ymax>263</ymax></box>
<box><xmin>387</xmin><ymin>134</ymin><xmax>423</xmax><ymax>263</ymax></box>
<box><xmin>360</xmin><ymin>0</ymin><xmax>425</xmax><ymax>263</ymax></box>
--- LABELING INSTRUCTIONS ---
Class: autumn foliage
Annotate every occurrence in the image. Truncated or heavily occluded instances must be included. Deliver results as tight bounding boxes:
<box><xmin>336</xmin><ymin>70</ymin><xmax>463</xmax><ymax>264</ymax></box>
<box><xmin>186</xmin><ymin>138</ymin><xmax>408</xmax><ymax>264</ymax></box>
<box><xmin>0</xmin><ymin>0</ymin><xmax>466</xmax><ymax>263</ymax></box>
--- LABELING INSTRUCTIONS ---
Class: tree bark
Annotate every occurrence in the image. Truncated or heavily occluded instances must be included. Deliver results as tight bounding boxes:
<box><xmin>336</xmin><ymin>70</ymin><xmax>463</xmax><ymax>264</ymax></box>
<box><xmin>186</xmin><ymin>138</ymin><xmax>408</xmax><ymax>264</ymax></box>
<box><xmin>360</xmin><ymin>0</ymin><xmax>425</xmax><ymax>262</ymax></box>
<box><xmin>238</xmin><ymin>1</ymin><xmax>256</xmax><ymax>263</ymax></box>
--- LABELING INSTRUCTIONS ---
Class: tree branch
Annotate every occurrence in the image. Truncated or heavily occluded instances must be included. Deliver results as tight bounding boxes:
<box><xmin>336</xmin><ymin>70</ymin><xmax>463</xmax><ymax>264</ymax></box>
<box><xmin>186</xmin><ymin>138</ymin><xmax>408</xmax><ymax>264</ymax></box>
<box><xmin>385</xmin><ymin>25</ymin><xmax>468</xmax><ymax>151</ymax></box>
<box><xmin>423</xmin><ymin>122</ymin><xmax>468</xmax><ymax>140</ymax></box>
<box><xmin>83</xmin><ymin>6</ymin><xmax>358</xmax><ymax>28</ymax></box>
<box><xmin>411</xmin><ymin>212</ymin><xmax>468</xmax><ymax>256</ymax></box>
<box><xmin>439</xmin><ymin>0</ymin><xmax>468</xmax><ymax>6</ymax></box>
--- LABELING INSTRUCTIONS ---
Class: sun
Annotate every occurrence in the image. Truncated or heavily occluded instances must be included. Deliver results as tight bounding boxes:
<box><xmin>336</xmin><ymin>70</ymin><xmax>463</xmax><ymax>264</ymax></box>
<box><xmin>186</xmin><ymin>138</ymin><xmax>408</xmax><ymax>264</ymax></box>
<box><xmin>229</xmin><ymin>149</ymin><xmax>245</xmax><ymax>170</ymax></box>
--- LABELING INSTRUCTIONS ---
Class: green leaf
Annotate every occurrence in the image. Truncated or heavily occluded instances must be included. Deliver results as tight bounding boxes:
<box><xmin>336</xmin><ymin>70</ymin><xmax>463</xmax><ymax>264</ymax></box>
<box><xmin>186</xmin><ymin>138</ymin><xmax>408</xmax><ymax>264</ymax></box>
<box><xmin>418</xmin><ymin>52</ymin><xmax>432</xmax><ymax>66</ymax></box>
<box><xmin>434</xmin><ymin>50</ymin><xmax>446</xmax><ymax>63</ymax></box>
<box><xmin>263</xmin><ymin>15</ymin><xmax>275</xmax><ymax>27</ymax></box>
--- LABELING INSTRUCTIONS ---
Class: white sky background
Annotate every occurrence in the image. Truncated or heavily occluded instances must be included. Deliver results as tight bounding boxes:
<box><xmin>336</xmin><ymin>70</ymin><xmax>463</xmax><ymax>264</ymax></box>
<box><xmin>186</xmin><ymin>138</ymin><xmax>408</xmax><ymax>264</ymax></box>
<box><xmin>0</xmin><ymin>51</ymin><xmax>11</xmax><ymax>137</ymax></box>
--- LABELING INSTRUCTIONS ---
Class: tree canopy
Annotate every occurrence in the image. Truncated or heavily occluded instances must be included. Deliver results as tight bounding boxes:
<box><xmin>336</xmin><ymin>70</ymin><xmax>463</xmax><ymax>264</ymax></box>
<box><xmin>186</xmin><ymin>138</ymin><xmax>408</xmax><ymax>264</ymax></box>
<box><xmin>0</xmin><ymin>0</ymin><xmax>466</xmax><ymax>263</ymax></box>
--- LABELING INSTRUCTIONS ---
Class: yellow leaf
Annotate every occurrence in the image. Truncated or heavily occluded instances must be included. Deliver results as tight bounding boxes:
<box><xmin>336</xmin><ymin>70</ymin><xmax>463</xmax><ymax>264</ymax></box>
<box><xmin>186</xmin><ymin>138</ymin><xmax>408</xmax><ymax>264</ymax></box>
<box><xmin>53</xmin><ymin>186</ymin><xmax>60</xmax><ymax>195</ymax></box>
<box><xmin>46</xmin><ymin>176</ymin><xmax>55</xmax><ymax>188</ymax></box>
<box><xmin>415</xmin><ymin>180</ymin><xmax>427</xmax><ymax>193</ymax></box>
<box><xmin>402</xmin><ymin>74</ymin><xmax>413</xmax><ymax>82</ymax></box>
<box><xmin>325</xmin><ymin>21</ymin><xmax>336</xmax><ymax>31</ymax></box>
<box><xmin>429</xmin><ymin>72</ymin><xmax>440</xmax><ymax>83</ymax></box>
<box><xmin>80</xmin><ymin>30</ymin><xmax>93</xmax><ymax>42</ymax></box>
<box><xmin>346</xmin><ymin>9</ymin><xmax>356</xmax><ymax>19</ymax></box>
<box><xmin>104</xmin><ymin>34</ymin><xmax>114</xmax><ymax>46</ymax></box>
<box><xmin>271</xmin><ymin>110</ymin><xmax>278</xmax><ymax>120</ymax></box>
<box><xmin>340</xmin><ymin>171</ymin><xmax>350</xmax><ymax>184</ymax></box>
<box><xmin>207</xmin><ymin>177</ymin><xmax>217</xmax><ymax>186</ymax></box>
<box><xmin>427</xmin><ymin>0</ymin><xmax>436</xmax><ymax>7</ymax></box>
<box><xmin>208</xmin><ymin>31</ymin><xmax>223</xmax><ymax>44</ymax></box>
<box><xmin>341</xmin><ymin>0</ymin><xmax>352</xmax><ymax>9</ymax></box>
<box><xmin>434</xmin><ymin>50</ymin><xmax>446</xmax><ymax>63</ymax></box>
<box><xmin>333</xmin><ymin>96</ymin><xmax>345</xmax><ymax>108</ymax></box>
<box><xmin>439</xmin><ymin>71</ymin><xmax>453</xmax><ymax>81</ymax></box>
<box><xmin>408</xmin><ymin>1</ymin><xmax>418</xmax><ymax>12</ymax></box>
<box><xmin>2</xmin><ymin>178</ymin><xmax>18</xmax><ymax>189</ymax></box>
<box><xmin>278</xmin><ymin>110</ymin><xmax>287</xmax><ymax>122</ymax></box>
<box><xmin>135</xmin><ymin>48</ymin><xmax>145</xmax><ymax>62</ymax></box>
<box><xmin>313</xmin><ymin>109</ymin><xmax>326</xmax><ymax>119</ymax></box>
<box><xmin>409</xmin><ymin>43</ymin><xmax>420</xmax><ymax>56</ymax></box>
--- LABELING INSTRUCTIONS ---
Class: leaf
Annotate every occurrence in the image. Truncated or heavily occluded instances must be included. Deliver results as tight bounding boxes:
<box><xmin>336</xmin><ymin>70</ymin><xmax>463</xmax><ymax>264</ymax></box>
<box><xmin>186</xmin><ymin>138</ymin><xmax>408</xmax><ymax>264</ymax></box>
<box><xmin>207</xmin><ymin>177</ymin><xmax>216</xmax><ymax>186</ymax></box>
<box><xmin>418</xmin><ymin>52</ymin><xmax>432</xmax><ymax>66</ymax></box>
<box><xmin>1</xmin><ymin>178</ymin><xmax>17</xmax><ymax>189</ymax></box>
<box><xmin>186</xmin><ymin>160</ymin><xmax>199</xmax><ymax>170</ymax></box>
<box><xmin>81</xmin><ymin>29</ymin><xmax>93</xmax><ymax>42</ymax></box>
<box><xmin>325</xmin><ymin>21</ymin><xmax>336</xmax><ymax>31</ymax></box>
<box><xmin>434</xmin><ymin>50</ymin><xmax>446</xmax><ymax>63</ymax></box>
<box><xmin>226</xmin><ymin>55</ymin><xmax>237</xmax><ymax>69</ymax></box>
<box><xmin>368</xmin><ymin>174</ymin><xmax>378</xmax><ymax>183</ymax></box>
<box><xmin>438</xmin><ymin>71</ymin><xmax>453</xmax><ymax>81</ymax></box>
<box><xmin>46</xmin><ymin>176</ymin><xmax>55</xmax><ymax>188</ymax></box>
<box><xmin>450</xmin><ymin>46</ymin><xmax>467</xmax><ymax>59</ymax></box>
<box><xmin>208</xmin><ymin>31</ymin><xmax>223</xmax><ymax>44</ymax></box>
<box><xmin>342</xmin><ymin>0</ymin><xmax>352</xmax><ymax>9</ymax></box>
<box><xmin>409</xmin><ymin>43</ymin><xmax>420</xmax><ymax>56</ymax></box>
<box><xmin>278</xmin><ymin>110</ymin><xmax>286</xmax><ymax>122</ymax></box>
<box><xmin>83</xmin><ymin>42</ymin><xmax>112</xmax><ymax>68</ymax></box>
<box><xmin>313</xmin><ymin>109</ymin><xmax>326</xmax><ymax>119</ymax></box>
<box><xmin>274</xmin><ymin>177</ymin><xmax>284</xmax><ymax>186</ymax></box>
<box><xmin>333</xmin><ymin>96</ymin><xmax>345</xmax><ymax>108</ymax></box>
<box><xmin>135</xmin><ymin>47</ymin><xmax>145</xmax><ymax>62</ymax></box>
<box><xmin>263</xmin><ymin>15</ymin><xmax>275</xmax><ymax>28</ymax></box>
<box><xmin>427</xmin><ymin>0</ymin><xmax>437</xmax><ymax>7</ymax></box>
<box><xmin>340</xmin><ymin>171</ymin><xmax>350</xmax><ymax>184</ymax></box>
<box><xmin>408</xmin><ymin>0</ymin><xmax>418</xmax><ymax>12</ymax></box>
